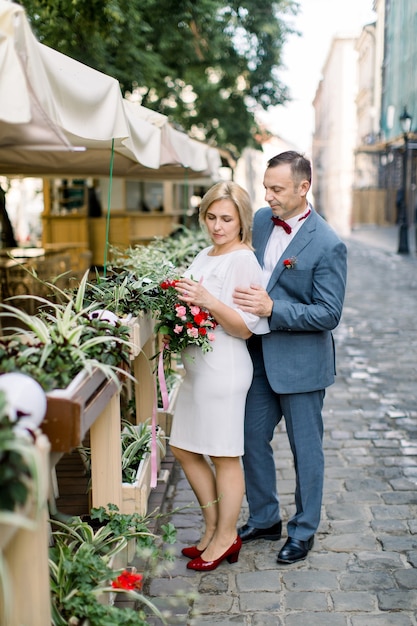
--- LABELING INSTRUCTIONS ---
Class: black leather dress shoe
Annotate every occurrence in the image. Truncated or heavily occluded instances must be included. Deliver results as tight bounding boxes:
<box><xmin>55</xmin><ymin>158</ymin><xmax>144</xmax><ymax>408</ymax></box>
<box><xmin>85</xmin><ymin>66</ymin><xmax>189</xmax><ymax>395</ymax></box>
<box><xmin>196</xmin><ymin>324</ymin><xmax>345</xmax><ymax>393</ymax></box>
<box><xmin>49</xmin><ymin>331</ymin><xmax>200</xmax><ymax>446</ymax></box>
<box><xmin>238</xmin><ymin>521</ymin><xmax>282</xmax><ymax>543</ymax></box>
<box><xmin>277</xmin><ymin>536</ymin><xmax>314</xmax><ymax>564</ymax></box>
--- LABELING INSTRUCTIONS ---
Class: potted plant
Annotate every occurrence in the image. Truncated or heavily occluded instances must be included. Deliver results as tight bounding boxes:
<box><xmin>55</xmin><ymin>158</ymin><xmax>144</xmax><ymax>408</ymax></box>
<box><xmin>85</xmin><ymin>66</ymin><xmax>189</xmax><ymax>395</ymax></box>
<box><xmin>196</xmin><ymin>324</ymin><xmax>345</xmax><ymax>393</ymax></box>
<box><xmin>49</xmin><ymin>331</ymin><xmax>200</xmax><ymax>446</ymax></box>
<box><xmin>49</xmin><ymin>504</ymin><xmax>176</xmax><ymax>626</ymax></box>
<box><xmin>121</xmin><ymin>420</ymin><xmax>165</xmax><ymax>483</ymax></box>
<box><xmin>101</xmin><ymin>226</ymin><xmax>211</xmax><ymax>318</ymax></box>
<box><xmin>0</xmin><ymin>376</ymin><xmax>49</xmax><ymax>625</ymax></box>
<box><xmin>0</xmin><ymin>376</ymin><xmax>47</xmax><ymax>546</ymax></box>
<box><xmin>119</xmin><ymin>420</ymin><xmax>166</xmax><ymax>517</ymax></box>
<box><xmin>0</xmin><ymin>270</ymin><xmax>133</xmax><ymax>393</ymax></box>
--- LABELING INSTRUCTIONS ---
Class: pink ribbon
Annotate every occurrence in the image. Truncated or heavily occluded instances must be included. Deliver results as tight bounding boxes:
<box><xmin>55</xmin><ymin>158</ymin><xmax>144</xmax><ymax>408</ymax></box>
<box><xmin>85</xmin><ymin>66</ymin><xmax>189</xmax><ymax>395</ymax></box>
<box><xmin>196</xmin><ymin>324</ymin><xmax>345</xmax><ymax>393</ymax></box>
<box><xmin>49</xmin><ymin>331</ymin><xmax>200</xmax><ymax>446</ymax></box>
<box><xmin>158</xmin><ymin>345</ymin><xmax>170</xmax><ymax>411</ymax></box>
<box><xmin>150</xmin><ymin>382</ymin><xmax>158</xmax><ymax>489</ymax></box>
<box><xmin>150</xmin><ymin>347</ymin><xmax>169</xmax><ymax>489</ymax></box>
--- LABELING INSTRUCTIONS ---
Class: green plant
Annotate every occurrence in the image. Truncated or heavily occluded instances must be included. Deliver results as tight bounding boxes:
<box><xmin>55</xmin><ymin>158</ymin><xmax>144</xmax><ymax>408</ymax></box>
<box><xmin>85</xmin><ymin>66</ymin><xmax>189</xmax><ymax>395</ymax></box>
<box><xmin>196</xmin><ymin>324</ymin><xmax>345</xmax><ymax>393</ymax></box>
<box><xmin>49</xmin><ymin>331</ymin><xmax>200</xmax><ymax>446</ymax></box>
<box><xmin>0</xmin><ymin>389</ymin><xmax>46</xmax><ymax>625</ymax></box>
<box><xmin>0</xmin><ymin>386</ymin><xmax>47</xmax><ymax>523</ymax></box>
<box><xmin>121</xmin><ymin>421</ymin><xmax>165</xmax><ymax>484</ymax></box>
<box><xmin>107</xmin><ymin>227</ymin><xmax>211</xmax><ymax>316</ymax></box>
<box><xmin>77</xmin><ymin>268</ymin><xmax>161</xmax><ymax>318</ymax></box>
<box><xmin>88</xmin><ymin>504</ymin><xmax>176</xmax><ymax>547</ymax></box>
<box><xmin>49</xmin><ymin>505</ymin><xmax>176</xmax><ymax>626</ymax></box>
<box><xmin>0</xmin><ymin>272</ymin><xmax>133</xmax><ymax>392</ymax></box>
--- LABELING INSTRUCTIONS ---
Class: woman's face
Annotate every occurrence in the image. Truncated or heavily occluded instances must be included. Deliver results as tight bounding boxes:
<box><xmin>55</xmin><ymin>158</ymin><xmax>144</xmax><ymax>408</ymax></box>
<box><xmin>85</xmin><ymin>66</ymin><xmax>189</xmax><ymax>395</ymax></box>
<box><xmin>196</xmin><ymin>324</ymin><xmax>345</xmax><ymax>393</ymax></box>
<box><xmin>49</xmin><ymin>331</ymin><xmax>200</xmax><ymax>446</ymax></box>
<box><xmin>204</xmin><ymin>199</ymin><xmax>241</xmax><ymax>248</ymax></box>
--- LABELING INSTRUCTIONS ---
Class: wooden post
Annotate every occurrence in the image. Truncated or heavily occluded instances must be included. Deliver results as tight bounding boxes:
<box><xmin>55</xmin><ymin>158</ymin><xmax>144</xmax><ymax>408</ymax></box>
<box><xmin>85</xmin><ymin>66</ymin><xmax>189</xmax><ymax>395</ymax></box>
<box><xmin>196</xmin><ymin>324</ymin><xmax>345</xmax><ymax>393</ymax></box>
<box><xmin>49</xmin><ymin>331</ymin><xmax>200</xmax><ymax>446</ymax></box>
<box><xmin>2</xmin><ymin>434</ymin><xmax>51</xmax><ymax>626</ymax></box>
<box><xmin>90</xmin><ymin>391</ymin><xmax>123</xmax><ymax>510</ymax></box>
<box><xmin>133</xmin><ymin>337</ymin><xmax>156</xmax><ymax>424</ymax></box>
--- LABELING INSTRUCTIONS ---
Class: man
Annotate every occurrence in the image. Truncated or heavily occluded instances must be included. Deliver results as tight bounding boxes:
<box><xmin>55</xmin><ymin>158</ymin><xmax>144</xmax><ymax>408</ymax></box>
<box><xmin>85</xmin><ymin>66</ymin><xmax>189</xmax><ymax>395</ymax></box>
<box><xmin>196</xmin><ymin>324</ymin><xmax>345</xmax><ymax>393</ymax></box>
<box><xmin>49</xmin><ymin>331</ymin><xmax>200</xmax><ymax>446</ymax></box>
<box><xmin>0</xmin><ymin>185</ymin><xmax>18</xmax><ymax>248</ymax></box>
<box><xmin>233</xmin><ymin>151</ymin><xmax>347</xmax><ymax>564</ymax></box>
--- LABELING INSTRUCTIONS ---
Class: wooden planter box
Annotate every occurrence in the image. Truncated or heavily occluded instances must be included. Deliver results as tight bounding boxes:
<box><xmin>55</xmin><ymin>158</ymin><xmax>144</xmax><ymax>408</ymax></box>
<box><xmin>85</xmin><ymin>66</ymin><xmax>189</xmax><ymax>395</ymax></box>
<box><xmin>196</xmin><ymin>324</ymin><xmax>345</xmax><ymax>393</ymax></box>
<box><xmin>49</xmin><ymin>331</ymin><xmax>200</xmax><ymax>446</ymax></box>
<box><xmin>126</xmin><ymin>313</ymin><xmax>157</xmax><ymax>425</ymax></box>
<box><xmin>121</xmin><ymin>454</ymin><xmax>152</xmax><ymax>516</ymax></box>
<box><xmin>42</xmin><ymin>368</ymin><xmax>119</xmax><ymax>453</ymax></box>
<box><xmin>125</xmin><ymin>312</ymin><xmax>154</xmax><ymax>359</ymax></box>
<box><xmin>41</xmin><ymin>367</ymin><xmax>124</xmax><ymax>511</ymax></box>
<box><xmin>120</xmin><ymin>428</ymin><xmax>166</xmax><ymax>516</ymax></box>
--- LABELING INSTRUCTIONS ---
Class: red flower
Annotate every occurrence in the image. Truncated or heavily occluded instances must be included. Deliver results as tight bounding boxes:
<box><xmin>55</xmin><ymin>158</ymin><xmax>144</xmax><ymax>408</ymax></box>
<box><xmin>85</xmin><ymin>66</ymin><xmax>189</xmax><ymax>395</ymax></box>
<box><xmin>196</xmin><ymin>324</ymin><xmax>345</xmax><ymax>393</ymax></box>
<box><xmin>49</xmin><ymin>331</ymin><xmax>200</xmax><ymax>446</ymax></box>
<box><xmin>160</xmin><ymin>279</ymin><xmax>179</xmax><ymax>289</ymax></box>
<box><xmin>155</xmin><ymin>277</ymin><xmax>218</xmax><ymax>366</ymax></box>
<box><xmin>283</xmin><ymin>257</ymin><xmax>297</xmax><ymax>269</ymax></box>
<box><xmin>112</xmin><ymin>569</ymin><xmax>143</xmax><ymax>591</ymax></box>
<box><xmin>194</xmin><ymin>311</ymin><xmax>209</xmax><ymax>325</ymax></box>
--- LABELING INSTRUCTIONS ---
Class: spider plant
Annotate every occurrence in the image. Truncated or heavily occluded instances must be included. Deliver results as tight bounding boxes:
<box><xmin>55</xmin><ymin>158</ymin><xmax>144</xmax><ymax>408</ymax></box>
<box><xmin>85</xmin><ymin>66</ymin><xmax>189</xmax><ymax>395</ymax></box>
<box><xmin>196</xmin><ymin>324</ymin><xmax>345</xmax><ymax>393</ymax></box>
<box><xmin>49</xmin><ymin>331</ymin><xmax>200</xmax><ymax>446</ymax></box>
<box><xmin>0</xmin><ymin>272</ymin><xmax>134</xmax><ymax>392</ymax></box>
<box><xmin>49</xmin><ymin>506</ymin><xmax>176</xmax><ymax>626</ymax></box>
<box><xmin>75</xmin><ymin>267</ymin><xmax>162</xmax><ymax>318</ymax></box>
<box><xmin>121</xmin><ymin>420</ymin><xmax>165</xmax><ymax>484</ymax></box>
<box><xmin>107</xmin><ymin>226</ymin><xmax>211</xmax><ymax>315</ymax></box>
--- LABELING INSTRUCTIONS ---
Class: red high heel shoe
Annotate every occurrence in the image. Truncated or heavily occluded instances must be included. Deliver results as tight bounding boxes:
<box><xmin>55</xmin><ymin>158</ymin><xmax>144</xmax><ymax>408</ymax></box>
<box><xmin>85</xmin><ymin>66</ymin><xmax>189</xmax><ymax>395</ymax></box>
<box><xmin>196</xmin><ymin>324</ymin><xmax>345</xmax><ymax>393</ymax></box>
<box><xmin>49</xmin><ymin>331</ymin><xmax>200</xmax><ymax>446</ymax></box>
<box><xmin>187</xmin><ymin>536</ymin><xmax>242</xmax><ymax>571</ymax></box>
<box><xmin>181</xmin><ymin>545</ymin><xmax>204</xmax><ymax>559</ymax></box>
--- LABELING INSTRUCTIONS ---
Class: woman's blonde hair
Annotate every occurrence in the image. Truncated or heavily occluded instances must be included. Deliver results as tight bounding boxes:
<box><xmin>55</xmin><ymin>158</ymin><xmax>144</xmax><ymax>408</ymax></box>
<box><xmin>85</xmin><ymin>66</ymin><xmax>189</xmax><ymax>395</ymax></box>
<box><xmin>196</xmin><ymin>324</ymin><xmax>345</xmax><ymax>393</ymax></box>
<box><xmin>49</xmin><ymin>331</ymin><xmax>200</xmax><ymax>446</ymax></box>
<box><xmin>199</xmin><ymin>181</ymin><xmax>253</xmax><ymax>249</ymax></box>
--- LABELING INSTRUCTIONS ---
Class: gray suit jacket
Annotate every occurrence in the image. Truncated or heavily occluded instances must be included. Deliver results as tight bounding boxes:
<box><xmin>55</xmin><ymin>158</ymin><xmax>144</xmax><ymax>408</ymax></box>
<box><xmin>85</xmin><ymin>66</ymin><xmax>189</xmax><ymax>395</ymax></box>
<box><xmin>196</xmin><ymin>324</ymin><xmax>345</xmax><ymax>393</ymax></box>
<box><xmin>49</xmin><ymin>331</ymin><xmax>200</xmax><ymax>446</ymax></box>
<box><xmin>251</xmin><ymin>206</ymin><xmax>347</xmax><ymax>394</ymax></box>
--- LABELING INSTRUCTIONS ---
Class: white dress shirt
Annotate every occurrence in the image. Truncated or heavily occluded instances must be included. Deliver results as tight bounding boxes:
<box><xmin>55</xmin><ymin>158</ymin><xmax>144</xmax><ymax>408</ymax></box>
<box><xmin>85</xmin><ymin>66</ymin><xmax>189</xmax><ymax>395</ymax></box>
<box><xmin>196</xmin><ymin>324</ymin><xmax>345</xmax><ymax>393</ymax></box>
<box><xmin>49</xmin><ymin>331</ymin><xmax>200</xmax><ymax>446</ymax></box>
<box><xmin>261</xmin><ymin>205</ymin><xmax>311</xmax><ymax>288</ymax></box>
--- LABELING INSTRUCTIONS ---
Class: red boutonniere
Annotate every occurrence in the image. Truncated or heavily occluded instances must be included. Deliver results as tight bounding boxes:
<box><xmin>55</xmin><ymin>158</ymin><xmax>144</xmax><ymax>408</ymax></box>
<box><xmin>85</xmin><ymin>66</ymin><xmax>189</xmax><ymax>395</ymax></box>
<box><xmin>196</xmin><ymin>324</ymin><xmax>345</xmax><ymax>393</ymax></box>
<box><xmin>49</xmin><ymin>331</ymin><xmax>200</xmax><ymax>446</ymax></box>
<box><xmin>283</xmin><ymin>257</ymin><xmax>297</xmax><ymax>269</ymax></box>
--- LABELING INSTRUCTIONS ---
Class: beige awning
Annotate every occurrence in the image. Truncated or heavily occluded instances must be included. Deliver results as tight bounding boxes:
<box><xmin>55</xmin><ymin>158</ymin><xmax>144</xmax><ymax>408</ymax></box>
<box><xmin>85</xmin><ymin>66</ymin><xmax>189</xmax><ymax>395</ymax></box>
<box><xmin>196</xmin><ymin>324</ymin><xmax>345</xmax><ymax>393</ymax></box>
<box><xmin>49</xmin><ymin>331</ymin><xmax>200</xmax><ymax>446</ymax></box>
<box><xmin>0</xmin><ymin>1</ymin><xmax>221</xmax><ymax>180</ymax></box>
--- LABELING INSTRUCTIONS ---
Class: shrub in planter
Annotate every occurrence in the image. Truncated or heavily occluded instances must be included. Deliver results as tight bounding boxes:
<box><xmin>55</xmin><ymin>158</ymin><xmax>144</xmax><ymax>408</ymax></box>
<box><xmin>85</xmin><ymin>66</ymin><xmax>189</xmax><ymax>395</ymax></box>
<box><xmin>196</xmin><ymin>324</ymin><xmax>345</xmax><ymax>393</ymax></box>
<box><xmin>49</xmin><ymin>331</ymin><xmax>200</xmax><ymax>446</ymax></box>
<box><xmin>85</xmin><ymin>227</ymin><xmax>211</xmax><ymax>319</ymax></box>
<box><xmin>0</xmin><ymin>377</ymin><xmax>48</xmax><ymax>624</ymax></box>
<box><xmin>0</xmin><ymin>271</ymin><xmax>132</xmax><ymax>392</ymax></box>
<box><xmin>121</xmin><ymin>420</ymin><xmax>165</xmax><ymax>484</ymax></box>
<box><xmin>49</xmin><ymin>504</ymin><xmax>176</xmax><ymax>626</ymax></box>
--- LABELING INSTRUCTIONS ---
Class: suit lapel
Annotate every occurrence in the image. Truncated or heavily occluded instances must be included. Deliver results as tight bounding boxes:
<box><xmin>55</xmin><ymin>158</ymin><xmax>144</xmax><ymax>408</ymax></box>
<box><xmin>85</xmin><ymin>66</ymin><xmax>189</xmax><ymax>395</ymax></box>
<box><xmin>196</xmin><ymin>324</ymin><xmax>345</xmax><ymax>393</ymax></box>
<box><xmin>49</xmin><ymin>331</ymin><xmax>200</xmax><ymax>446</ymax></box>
<box><xmin>266</xmin><ymin>212</ymin><xmax>317</xmax><ymax>293</ymax></box>
<box><xmin>254</xmin><ymin>217</ymin><xmax>275</xmax><ymax>265</ymax></box>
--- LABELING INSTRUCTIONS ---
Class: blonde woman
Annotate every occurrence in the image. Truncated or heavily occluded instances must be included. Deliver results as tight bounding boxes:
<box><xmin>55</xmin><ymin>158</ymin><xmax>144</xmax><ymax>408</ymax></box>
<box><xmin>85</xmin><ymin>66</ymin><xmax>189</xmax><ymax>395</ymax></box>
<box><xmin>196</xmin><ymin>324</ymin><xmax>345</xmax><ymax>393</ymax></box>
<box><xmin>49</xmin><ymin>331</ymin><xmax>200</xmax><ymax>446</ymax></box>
<box><xmin>169</xmin><ymin>181</ymin><xmax>268</xmax><ymax>571</ymax></box>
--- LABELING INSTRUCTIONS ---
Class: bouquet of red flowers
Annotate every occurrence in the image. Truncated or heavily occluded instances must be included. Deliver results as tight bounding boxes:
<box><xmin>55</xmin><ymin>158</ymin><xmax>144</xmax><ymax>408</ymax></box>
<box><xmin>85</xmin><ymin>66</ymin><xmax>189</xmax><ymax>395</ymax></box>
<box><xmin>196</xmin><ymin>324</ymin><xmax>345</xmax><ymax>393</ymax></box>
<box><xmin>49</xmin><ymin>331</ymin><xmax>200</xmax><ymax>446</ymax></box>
<box><xmin>155</xmin><ymin>279</ymin><xmax>217</xmax><ymax>360</ymax></box>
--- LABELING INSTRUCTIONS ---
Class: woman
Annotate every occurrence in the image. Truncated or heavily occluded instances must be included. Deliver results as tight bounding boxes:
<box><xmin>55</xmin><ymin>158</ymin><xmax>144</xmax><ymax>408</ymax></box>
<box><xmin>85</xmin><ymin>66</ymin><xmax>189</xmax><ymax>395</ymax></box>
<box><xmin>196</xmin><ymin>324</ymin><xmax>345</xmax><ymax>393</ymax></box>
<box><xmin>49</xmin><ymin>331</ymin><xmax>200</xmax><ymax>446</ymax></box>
<box><xmin>169</xmin><ymin>181</ymin><xmax>268</xmax><ymax>571</ymax></box>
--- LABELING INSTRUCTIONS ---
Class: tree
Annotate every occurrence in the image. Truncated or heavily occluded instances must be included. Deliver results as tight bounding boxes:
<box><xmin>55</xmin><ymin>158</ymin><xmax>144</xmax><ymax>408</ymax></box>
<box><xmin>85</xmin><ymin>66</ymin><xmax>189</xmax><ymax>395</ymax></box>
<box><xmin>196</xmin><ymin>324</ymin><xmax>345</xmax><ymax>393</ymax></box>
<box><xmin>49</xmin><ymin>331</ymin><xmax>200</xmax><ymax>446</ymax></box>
<box><xmin>18</xmin><ymin>0</ymin><xmax>299</xmax><ymax>154</ymax></box>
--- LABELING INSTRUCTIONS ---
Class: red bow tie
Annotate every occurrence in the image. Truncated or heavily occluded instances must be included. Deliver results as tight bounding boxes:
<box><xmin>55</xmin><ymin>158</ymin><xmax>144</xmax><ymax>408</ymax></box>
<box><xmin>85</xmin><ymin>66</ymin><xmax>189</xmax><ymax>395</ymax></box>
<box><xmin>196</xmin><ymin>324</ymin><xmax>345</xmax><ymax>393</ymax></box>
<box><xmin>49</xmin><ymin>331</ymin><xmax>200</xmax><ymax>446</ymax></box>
<box><xmin>271</xmin><ymin>216</ymin><xmax>292</xmax><ymax>233</ymax></box>
<box><xmin>271</xmin><ymin>209</ymin><xmax>311</xmax><ymax>234</ymax></box>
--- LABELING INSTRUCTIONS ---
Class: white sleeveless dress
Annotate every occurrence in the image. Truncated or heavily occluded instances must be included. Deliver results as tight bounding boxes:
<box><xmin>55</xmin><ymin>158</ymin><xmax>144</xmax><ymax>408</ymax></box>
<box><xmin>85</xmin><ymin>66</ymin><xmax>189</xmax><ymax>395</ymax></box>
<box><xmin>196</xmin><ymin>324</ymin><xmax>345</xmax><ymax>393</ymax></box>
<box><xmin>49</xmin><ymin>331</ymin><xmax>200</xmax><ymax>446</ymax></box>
<box><xmin>169</xmin><ymin>246</ymin><xmax>269</xmax><ymax>457</ymax></box>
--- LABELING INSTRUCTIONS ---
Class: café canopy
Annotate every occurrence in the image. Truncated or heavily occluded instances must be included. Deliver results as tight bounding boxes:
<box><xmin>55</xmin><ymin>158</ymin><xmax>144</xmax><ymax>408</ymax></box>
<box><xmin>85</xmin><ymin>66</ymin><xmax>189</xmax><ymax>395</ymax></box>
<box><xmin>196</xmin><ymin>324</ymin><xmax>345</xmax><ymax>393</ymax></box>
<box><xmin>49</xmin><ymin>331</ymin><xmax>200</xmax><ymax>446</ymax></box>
<box><xmin>0</xmin><ymin>0</ymin><xmax>221</xmax><ymax>180</ymax></box>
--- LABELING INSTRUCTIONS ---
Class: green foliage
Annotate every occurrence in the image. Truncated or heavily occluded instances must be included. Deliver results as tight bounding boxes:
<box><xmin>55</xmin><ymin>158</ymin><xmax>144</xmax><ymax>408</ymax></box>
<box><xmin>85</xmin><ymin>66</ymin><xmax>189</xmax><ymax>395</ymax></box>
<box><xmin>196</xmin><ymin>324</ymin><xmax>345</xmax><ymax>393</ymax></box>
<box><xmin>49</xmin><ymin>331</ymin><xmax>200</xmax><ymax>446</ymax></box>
<box><xmin>0</xmin><ymin>392</ymin><xmax>30</xmax><ymax>511</ymax></box>
<box><xmin>19</xmin><ymin>0</ymin><xmax>299</xmax><ymax>153</ymax></box>
<box><xmin>0</xmin><ymin>229</ymin><xmax>208</xmax><ymax>391</ymax></box>
<box><xmin>49</xmin><ymin>505</ymin><xmax>176</xmax><ymax>625</ymax></box>
<box><xmin>49</xmin><ymin>542</ymin><xmax>149</xmax><ymax>626</ymax></box>
<box><xmin>89</xmin><ymin>504</ymin><xmax>177</xmax><ymax>547</ymax></box>
<box><xmin>120</xmin><ymin>421</ymin><xmax>165</xmax><ymax>483</ymax></box>
<box><xmin>0</xmin><ymin>274</ymin><xmax>132</xmax><ymax>391</ymax></box>
<box><xmin>76</xmin><ymin>227</ymin><xmax>210</xmax><ymax>318</ymax></box>
<box><xmin>0</xmin><ymin>391</ymin><xmax>42</xmax><ymax>515</ymax></box>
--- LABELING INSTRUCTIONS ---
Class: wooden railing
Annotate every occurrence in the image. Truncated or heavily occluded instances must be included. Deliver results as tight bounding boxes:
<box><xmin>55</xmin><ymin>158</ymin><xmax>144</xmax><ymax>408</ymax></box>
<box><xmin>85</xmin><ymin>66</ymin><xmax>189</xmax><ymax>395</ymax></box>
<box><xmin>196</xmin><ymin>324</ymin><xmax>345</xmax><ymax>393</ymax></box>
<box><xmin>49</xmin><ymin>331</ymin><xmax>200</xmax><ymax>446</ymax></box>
<box><xmin>1</xmin><ymin>313</ymin><xmax>176</xmax><ymax>626</ymax></box>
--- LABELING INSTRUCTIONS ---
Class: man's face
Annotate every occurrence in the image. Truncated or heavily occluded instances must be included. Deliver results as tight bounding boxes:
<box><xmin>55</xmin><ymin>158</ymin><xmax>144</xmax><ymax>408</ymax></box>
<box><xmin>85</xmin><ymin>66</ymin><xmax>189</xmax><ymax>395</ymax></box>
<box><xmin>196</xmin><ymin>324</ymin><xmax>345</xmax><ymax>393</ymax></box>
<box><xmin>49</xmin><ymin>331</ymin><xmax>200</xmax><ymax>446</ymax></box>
<box><xmin>263</xmin><ymin>163</ymin><xmax>309</xmax><ymax>221</ymax></box>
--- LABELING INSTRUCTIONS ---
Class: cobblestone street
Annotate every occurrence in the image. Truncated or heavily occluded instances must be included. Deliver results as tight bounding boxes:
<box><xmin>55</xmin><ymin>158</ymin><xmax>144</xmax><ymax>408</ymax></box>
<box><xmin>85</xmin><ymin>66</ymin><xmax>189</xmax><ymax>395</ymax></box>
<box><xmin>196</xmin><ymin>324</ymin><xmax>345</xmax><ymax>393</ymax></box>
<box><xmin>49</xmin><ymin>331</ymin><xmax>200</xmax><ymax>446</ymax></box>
<box><xmin>144</xmin><ymin>230</ymin><xmax>417</xmax><ymax>626</ymax></box>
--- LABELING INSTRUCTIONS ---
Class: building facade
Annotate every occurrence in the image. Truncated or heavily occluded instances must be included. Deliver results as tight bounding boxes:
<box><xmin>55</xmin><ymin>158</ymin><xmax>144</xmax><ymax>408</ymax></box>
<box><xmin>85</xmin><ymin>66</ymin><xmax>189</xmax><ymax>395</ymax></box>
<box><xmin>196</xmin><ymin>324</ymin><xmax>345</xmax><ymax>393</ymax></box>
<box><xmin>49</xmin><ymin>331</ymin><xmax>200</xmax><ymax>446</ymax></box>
<box><xmin>312</xmin><ymin>36</ymin><xmax>358</xmax><ymax>236</ymax></box>
<box><xmin>312</xmin><ymin>0</ymin><xmax>417</xmax><ymax>249</ymax></box>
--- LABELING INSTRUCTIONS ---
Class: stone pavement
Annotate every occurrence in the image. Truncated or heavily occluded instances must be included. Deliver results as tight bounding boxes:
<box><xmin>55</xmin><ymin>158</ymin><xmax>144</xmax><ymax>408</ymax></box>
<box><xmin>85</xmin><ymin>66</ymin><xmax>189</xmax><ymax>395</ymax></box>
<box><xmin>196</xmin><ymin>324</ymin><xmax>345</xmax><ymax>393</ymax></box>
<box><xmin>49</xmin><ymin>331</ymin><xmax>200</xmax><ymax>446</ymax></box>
<box><xmin>143</xmin><ymin>226</ymin><xmax>417</xmax><ymax>626</ymax></box>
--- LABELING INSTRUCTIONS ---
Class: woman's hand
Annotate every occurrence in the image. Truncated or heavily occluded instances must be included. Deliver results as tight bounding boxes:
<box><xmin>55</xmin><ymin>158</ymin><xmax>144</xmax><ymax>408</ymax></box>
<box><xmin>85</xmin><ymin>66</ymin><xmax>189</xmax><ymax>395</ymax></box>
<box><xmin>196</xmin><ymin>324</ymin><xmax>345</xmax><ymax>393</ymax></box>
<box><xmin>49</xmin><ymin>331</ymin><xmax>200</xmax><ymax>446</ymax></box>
<box><xmin>175</xmin><ymin>278</ymin><xmax>213</xmax><ymax>310</ymax></box>
<box><xmin>176</xmin><ymin>277</ymin><xmax>252</xmax><ymax>340</ymax></box>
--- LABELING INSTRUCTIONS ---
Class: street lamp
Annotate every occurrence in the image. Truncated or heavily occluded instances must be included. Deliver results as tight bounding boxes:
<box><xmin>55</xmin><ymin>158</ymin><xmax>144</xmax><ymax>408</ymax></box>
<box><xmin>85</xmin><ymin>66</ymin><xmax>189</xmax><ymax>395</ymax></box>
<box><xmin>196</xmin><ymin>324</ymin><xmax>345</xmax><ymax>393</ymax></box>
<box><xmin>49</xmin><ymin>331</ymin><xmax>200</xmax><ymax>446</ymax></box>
<box><xmin>397</xmin><ymin>106</ymin><xmax>412</xmax><ymax>254</ymax></box>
